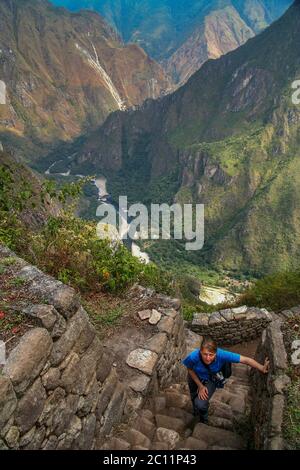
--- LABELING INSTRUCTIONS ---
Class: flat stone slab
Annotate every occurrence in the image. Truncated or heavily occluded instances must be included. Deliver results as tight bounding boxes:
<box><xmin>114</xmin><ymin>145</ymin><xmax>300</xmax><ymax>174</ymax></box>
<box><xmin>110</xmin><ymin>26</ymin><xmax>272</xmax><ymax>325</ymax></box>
<box><xmin>149</xmin><ymin>310</ymin><xmax>162</xmax><ymax>325</ymax></box>
<box><xmin>232</xmin><ymin>306</ymin><xmax>248</xmax><ymax>315</ymax></box>
<box><xmin>138</xmin><ymin>310</ymin><xmax>151</xmax><ymax>321</ymax></box>
<box><xmin>126</xmin><ymin>349</ymin><xmax>158</xmax><ymax>376</ymax></box>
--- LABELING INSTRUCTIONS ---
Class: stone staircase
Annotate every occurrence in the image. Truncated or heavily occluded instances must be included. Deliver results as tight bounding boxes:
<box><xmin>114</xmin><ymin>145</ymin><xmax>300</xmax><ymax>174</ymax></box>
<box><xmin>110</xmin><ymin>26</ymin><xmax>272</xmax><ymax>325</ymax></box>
<box><xmin>101</xmin><ymin>362</ymin><xmax>251</xmax><ymax>450</ymax></box>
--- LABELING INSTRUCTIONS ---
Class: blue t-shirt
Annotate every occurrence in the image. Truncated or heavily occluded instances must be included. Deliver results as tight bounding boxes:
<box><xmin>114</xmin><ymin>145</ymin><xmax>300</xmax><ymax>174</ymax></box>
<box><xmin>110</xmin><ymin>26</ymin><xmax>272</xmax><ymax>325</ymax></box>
<box><xmin>182</xmin><ymin>348</ymin><xmax>240</xmax><ymax>381</ymax></box>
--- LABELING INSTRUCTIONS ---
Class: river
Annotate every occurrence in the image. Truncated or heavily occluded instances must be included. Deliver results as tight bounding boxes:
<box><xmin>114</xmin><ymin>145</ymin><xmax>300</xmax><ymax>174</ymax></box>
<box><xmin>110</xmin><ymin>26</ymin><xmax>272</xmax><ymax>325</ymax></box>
<box><xmin>45</xmin><ymin>163</ymin><xmax>150</xmax><ymax>264</ymax></box>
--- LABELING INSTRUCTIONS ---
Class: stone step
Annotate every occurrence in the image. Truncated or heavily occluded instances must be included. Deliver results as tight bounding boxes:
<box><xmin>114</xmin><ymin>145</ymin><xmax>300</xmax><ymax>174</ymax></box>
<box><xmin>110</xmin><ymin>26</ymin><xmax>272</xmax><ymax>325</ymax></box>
<box><xmin>208</xmin><ymin>416</ymin><xmax>234</xmax><ymax>432</ymax></box>
<box><xmin>132</xmin><ymin>417</ymin><xmax>156</xmax><ymax>441</ymax></box>
<box><xmin>182</xmin><ymin>436</ymin><xmax>208</xmax><ymax>450</ymax></box>
<box><xmin>101</xmin><ymin>437</ymin><xmax>131</xmax><ymax>450</ymax></box>
<box><xmin>162</xmin><ymin>407</ymin><xmax>195</xmax><ymax>427</ymax></box>
<box><xmin>126</xmin><ymin>428</ymin><xmax>151</xmax><ymax>449</ymax></box>
<box><xmin>154</xmin><ymin>427</ymin><xmax>180</xmax><ymax>450</ymax></box>
<box><xmin>151</xmin><ymin>441</ymin><xmax>170</xmax><ymax>450</ymax></box>
<box><xmin>140</xmin><ymin>409</ymin><xmax>155</xmax><ymax>422</ymax></box>
<box><xmin>155</xmin><ymin>414</ymin><xmax>187</xmax><ymax>434</ymax></box>
<box><xmin>164</xmin><ymin>391</ymin><xmax>192</xmax><ymax>412</ymax></box>
<box><xmin>193</xmin><ymin>423</ymin><xmax>245</xmax><ymax>450</ymax></box>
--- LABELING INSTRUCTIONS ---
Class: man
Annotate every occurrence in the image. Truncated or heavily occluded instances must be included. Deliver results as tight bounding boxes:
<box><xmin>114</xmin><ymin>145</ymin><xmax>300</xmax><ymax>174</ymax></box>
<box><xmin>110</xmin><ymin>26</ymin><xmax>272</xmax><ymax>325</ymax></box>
<box><xmin>182</xmin><ymin>336</ymin><xmax>270</xmax><ymax>424</ymax></box>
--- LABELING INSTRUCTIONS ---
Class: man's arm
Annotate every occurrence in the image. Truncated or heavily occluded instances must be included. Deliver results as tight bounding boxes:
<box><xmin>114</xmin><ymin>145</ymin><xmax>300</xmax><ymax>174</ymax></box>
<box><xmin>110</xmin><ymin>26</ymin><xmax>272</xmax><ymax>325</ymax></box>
<box><xmin>240</xmin><ymin>355</ymin><xmax>270</xmax><ymax>374</ymax></box>
<box><xmin>187</xmin><ymin>368</ymin><xmax>209</xmax><ymax>400</ymax></box>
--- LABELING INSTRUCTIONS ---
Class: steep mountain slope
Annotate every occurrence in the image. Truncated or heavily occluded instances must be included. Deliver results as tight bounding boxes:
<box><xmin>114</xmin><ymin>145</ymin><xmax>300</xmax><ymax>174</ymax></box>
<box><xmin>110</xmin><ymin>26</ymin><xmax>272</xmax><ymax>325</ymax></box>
<box><xmin>0</xmin><ymin>0</ymin><xmax>170</xmax><ymax>158</ymax></box>
<box><xmin>52</xmin><ymin>0</ymin><xmax>293</xmax><ymax>83</ymax></box>
<box><xmin>58</xmin><ymin>0</ymin><xmax>300</xmax><ymax>275</ymax></box>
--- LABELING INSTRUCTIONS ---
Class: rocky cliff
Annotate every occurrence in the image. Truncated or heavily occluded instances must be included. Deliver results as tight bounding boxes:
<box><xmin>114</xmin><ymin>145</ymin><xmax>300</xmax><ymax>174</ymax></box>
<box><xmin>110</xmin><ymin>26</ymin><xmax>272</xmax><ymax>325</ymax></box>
<box><xmin>61</xmin><ymin>1</ymin><xmax>300</xmax><ymax>275</ymax></box>
<box><xmin>0</xmin><ymin>0</ymin><xmax>170</xmax><ymax>158</ymax></box>
<box><xmin>52</xmin><ymin>0</ymin><xmax>293</xmax><ymax>84</ymax></box>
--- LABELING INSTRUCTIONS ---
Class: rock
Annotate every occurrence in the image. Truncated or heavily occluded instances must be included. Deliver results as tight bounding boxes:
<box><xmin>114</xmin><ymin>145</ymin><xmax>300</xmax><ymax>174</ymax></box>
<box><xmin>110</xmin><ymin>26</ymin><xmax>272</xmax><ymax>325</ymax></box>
<box><xmin>184</xmin><ymin>437</ymin><xmax>208</xmax><ymax>450</ymax></box>
<box><xmin>50</xmin><ymin>308</ymin><xmax>91</xmax><ymax>366</ymax></box>
<box><xmin>192</xmin><ymin>313</ymin><xmax>210</xmax><ymax>328</ymax></box>
<box><xmin>155</xmin><ymin>428</ymin><xmax>180</xmax><ymax>450</ymax></box>
<box><xmin>149</xmin><ymin>309</ymin><xmax>162</xmax><ymax>325</ymax></box>
<box><xmin>41</xmin><ymin>367</ymin><xmax>61</xmax><ymax>391</ymax></box>
<box><xmin>3</xmin><ymin>328</ymin><xmax>52</xmax><ymax>394</ymax></box>
<box><xmin>15</xmin><ymin>378</ymin><xmax>47</xmax><ymax>433</ymax></box>
<box><xmin>42</xmin><ymin>435</ymin><xmax>58</xmax><ymax>450</ymax></box>
<box><xmin>0</xmin><ymin>375</ymin><xmax>17</xmax><ymax>428</ymax></box>
<box><xmin>140</xmin><ymin>409</ymin><xmax>154</xmax><ymax>422</ymax></box>
<box><xmin>145</xmin><ymin>333</ymin><xmax>168</xmax><ymax>355</ymax></box>
<box><xmin>155</xmin><ymin>294</ymin><xmax>181</xmax><ymax>310</ymax></box>
<box><xmin>134</xmin><ymin>417</ymin><xmax>156</xmax><ymax>440</ymax></box>
<box><xmin>24</xmin><ymin>426</ymin><xmax>46</xmax><ymax>450</ymax></box>
<box><xmin>126</xmin><ymin>349</ymin><xmax>158</xmax><ymax>376</ymax></box>
<box><xmin>155</xmin><ymin>414</ymin><xmax>186</xmax><ymax>434</ymax></box>
<box><xmin>157</xmin><ymin>316</ymin><xmax>174</xmax><ymax>336</ymax></box>
<box><xmin>77</xmin><ymin>377</ymin><xmax>99</xmax><ymax>417</ymax></box>
<box><xmin>219</xmin><ymin>309</ymin><xmax>234</xmax><ymax>321</ymax></box>
<box><xmin>96</xmin><ymin>370</ymin><xmax>118</xmax><ymax>418</ymax></box>
<box><xmin>159</xmin><ymin>308</ymin><xmax>177</xmax><ymax>318</ymax></box>
<box><xmin>75</xmin><ymin>414</ymin><xmax>96</xmax><ymax>450</ymax></box>
<box><xmin>272</xmin><ymin>375</ymin><xmax>291</xmax><ymax>394</ymax></box>
<box><xmin>193</xmin><ymin>423</ymin><xmax>245</xmax><ymax>449</ymax></box>
<box><xmin>102</xmin><ymin>437</ymin><xmax>130</xmax><ymax>450</ymax></box>
<box><xmin>270</xmin><ymin>395</ymin><xmax>285</xmax><ymax>435</ymax></box>
<box><xmin>153</xmin><ymin>396</ymin><xmax>167</xmax><ymax>413</ymax></box>
<box><xmin>209</xmin><ymin>313</ymin><xmax>225</xmax><ymax>325</ymax></box>
<box><xmin>151</xmin><ymin>441</ymin><xmax>170</xmax><ymax>450</ymax></box>
<box><xmin>100</xmin><ymin>383</ymin><xmax>126</xmax><ymax>437</ymax></box>
<box><xmin>138</xmin><ymin>310</ymin><xmax>151</xmax><ymax>321</ymax></box>
<box><xmin>23</xmin><ymin>305</ymin><xmax>58</xmax><ymax>330</ymax></box>
<box><xmin>48</xmin><ymin>285</ymin><xmax>80</xmax><ymax>319</ymax></box>
<box><xmin>129</xmin><ymin>374</ymin><xmax>151</xmax><ymax>393</ymax></box>
<box><xmin>164</xmin><ymin>392</ymin><xmax>191</xmax><ymax>411</ymax></box>
<box><xmin>0</xmin><ymin>438</ymin><xmax>8</xmax><ymax>450</ymax></box>
<box><xmin>66</xmin><ymin>415</ymin><xmax>82</xmax><ymax>439</ymax></box>
<box><xmin>96</xmin><ymin>350</ymin><xmax>114</xmax><ymax>383</ymax></box>
<box><xmin>232</xmin><ymin>306</ymin><xmax>248</xmax><ymax>315</ymax></box>
<box><xmin>72</xmin><ymin>307</ymin><xmax>96</xmax><ymax>354</ymax></box>
<box><xmin>5</xmin><ymin>426</ymin><xmax>20</xmax><ymax>448</ymax></box>
<box><xmin>19</xmin><ymin>426</ymin><xmax>36</xmax><ymax>447</ymax></box>
<box><xmin>51</xmin><ymin>314</ymin><xmax>67</xmax><ymax>339</ymax></box>
<box><xmin>267</xmin><ymin>323</ymin><xmax>288</xmax><ymax>371</ymax></box>
<box><xmin>59</xmin><ymin>352</ymin><xmax>81</xmax><ymax>393</ymax></box>
<box><xmin>127</xmin><ymin>429</ymin><xmax>151</xmax><ymax>449</ymax></box>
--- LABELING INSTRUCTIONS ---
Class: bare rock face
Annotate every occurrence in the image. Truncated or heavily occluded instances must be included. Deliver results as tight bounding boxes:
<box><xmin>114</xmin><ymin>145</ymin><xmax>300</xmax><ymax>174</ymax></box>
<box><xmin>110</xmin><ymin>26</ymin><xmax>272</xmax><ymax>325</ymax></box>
<box><xmin>0</xmin><ymin>0</ymin><xmax>171</xmax><ymax>152</ymax></box>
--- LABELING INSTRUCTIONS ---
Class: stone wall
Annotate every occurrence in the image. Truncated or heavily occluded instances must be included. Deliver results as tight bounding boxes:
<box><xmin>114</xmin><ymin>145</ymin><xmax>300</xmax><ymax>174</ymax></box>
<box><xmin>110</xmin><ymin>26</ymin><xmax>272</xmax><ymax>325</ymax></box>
<box><xmin>191</xmin><ymin>306</ymin><xmax>272</xmax><ymax>345</ymax></box>
<box><xmin>250</xmin><ymin>315</ymin><xmax>290</xmax><ymax>450</ymax></box>
<box><xmin>0</xmin><ymin>246</ymin><xmax>185</xmax><ymax>450</ymax></box>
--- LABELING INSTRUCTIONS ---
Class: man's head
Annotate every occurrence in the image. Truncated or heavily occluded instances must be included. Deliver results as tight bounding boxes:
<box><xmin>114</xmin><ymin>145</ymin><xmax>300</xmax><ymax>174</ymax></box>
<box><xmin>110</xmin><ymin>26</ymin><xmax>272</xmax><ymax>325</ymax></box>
<box><xmin>200</xmin><ymin>337</ymin><xmax>217</xmax><ymax>365</ymax></box>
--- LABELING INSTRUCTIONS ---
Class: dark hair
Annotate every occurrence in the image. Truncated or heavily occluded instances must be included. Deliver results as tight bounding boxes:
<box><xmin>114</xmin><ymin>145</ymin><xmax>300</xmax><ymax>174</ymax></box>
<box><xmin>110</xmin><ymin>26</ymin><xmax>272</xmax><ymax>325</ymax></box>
<box><xmin>200</xmin><ymin>337</ymin><xmax>217</xmax><ymax>353</ymax></box>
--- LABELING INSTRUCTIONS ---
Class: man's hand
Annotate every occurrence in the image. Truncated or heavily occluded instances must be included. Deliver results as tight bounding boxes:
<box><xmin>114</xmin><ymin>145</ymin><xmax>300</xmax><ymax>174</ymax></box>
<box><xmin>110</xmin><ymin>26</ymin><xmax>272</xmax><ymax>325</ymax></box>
<box><xmin>262</xmin><ymin>357</ymin><xmax>270</xmax><ymax>374</ymax></box>
<box><xmin>198</xmin><ymin>385</ymin><xmax>209</xmax><ymax>400</ymax></box>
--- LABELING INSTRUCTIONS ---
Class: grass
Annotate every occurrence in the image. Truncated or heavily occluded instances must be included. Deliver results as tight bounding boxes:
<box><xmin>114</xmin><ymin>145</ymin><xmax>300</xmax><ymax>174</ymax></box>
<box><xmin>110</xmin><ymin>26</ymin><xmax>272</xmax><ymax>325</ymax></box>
<box><xmin>284</xmin><ymin>380</ymin><xmax>300</xmax><ymax>449</ymax></box>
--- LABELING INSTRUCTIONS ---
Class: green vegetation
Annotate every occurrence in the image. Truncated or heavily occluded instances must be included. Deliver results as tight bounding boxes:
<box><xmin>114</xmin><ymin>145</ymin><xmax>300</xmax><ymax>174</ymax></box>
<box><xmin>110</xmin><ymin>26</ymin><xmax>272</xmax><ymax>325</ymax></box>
<box><xmin>0</xmin><ymin>158</ymin><xmax>173</xmax><ymax>296</ymax></box>
<box><xmin>284</xmin><ymin>380</ymin><xmax>300</xmax><ymax>450</ymax></box>
<box><xmin>232</xmin><ymin>270</ymin><xmax>300</xmax><ymax>313</ymax></box>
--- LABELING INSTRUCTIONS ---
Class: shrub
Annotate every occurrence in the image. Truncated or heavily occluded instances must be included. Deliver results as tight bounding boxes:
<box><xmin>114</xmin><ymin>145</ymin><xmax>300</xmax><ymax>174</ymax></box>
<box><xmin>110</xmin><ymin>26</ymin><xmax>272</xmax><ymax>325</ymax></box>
<box><xmin>233</xmin><ymin>270</ymin><xmax>300</xmax><ymax>312</ymax></box>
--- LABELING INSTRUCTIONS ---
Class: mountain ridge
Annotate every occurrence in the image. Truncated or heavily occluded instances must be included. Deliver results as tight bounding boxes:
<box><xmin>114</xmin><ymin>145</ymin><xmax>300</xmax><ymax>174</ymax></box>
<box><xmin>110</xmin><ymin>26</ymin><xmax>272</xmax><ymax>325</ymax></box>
<box><xmin>57</xmin><ymin>0</ymin><xmax>300</xmax><ymax>275</ymax></box>
<box><xmin>0</xmin><ymin>0</ymin><xmax>170</xmax><ymax>159</ymax></box>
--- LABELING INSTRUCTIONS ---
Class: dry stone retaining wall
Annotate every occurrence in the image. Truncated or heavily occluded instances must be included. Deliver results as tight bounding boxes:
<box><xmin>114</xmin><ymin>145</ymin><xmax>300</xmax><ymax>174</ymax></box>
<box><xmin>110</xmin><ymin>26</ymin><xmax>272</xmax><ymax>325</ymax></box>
<box><xmin>0</xmin><ymin>246</ymin><xmax>185</xmax><ymax>450</ymax></box>
<box><xmin>191</xmin><ymin>306</ymin><xmax>273</xmax><ymax>345</ymax></box>
<box><xmin>250</xmin><ymin>312</ymin><xmax>296</xmax><ymax>450</ymax></box>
